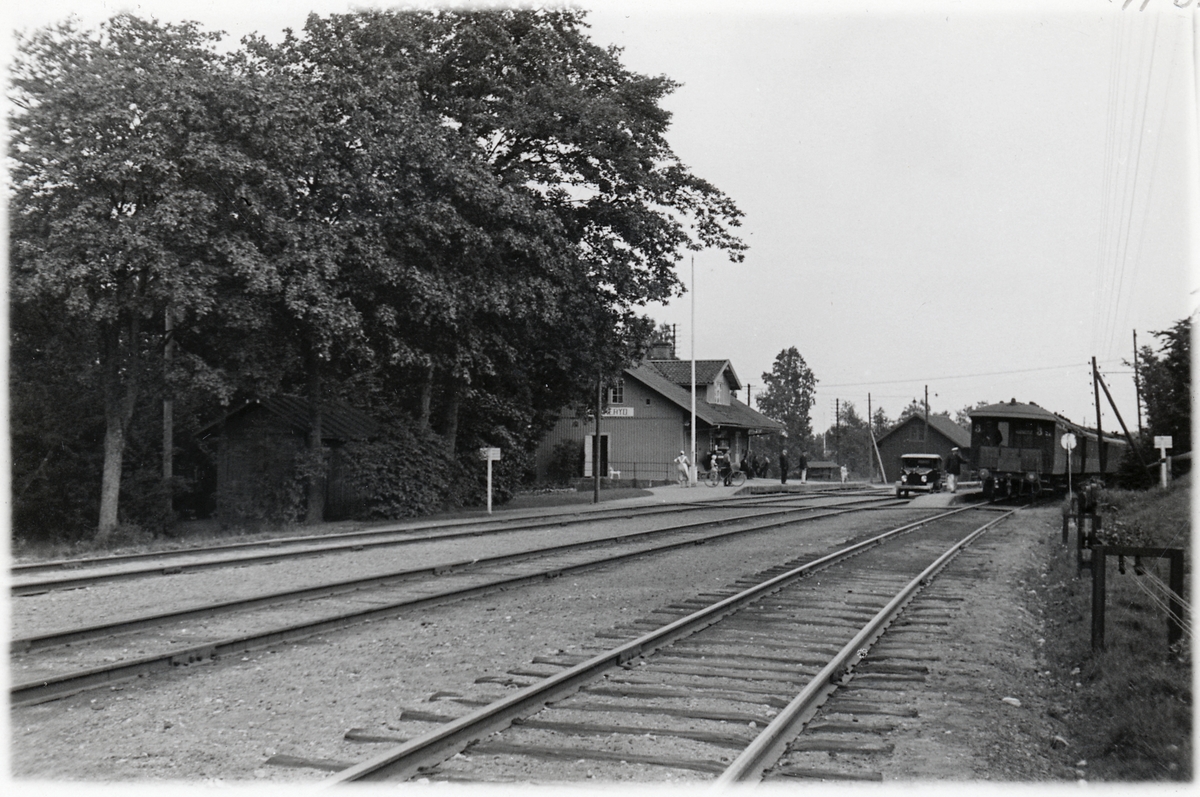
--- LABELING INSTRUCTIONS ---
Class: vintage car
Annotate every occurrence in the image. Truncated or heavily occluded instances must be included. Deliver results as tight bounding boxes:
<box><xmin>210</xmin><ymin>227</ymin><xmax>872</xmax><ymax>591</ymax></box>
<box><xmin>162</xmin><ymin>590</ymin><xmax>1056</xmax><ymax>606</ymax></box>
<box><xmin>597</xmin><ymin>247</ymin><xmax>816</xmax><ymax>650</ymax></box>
<box><xmin>895</xmin><ymin>453</ymin><xmax>944</xmax><ymax>497</ymax></box>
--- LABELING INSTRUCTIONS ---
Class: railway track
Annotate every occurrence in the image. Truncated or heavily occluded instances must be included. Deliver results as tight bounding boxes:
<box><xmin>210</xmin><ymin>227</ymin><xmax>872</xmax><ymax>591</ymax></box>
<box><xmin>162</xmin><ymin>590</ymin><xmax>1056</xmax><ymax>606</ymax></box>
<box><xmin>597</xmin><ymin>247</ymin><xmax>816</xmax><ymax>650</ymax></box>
<box><xmin>10</xmin><ymin>494</ymin><xmax>919</xmax><ymax>705</ymax></box>
<box><xmin>11</xmin><ymin>489</ymin><xmax>886</xmax><ymax>596</ymax></box>
<box><xmin>316</xmin><ymin>504</ymin><xmax>1013</xmax><ymax>784</ymax></box>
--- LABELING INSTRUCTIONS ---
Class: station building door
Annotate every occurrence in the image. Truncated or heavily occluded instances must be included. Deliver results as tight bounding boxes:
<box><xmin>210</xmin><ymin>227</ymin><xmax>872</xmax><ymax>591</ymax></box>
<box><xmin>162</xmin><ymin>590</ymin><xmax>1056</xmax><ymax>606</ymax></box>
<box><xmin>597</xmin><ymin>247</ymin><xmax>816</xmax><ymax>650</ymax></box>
<box><xmin>583</xmin><ymin>434</ymin><xmax>610</xmax><ymax>477</ymax></box>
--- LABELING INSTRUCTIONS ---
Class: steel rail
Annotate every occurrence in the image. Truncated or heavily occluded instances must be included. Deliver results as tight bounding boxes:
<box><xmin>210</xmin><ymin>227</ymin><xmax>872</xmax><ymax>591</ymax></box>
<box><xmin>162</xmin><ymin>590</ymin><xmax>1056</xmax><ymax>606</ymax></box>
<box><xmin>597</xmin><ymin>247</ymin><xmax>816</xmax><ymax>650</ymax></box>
<box><xmin>11</xmin><ymin>493</ymin><xmax>896</xmax><ymax>596</ymax></box>
<box><xmin>11</xmin><ymin>487</ymin><xmax>887</xmax><ymax>578</ymax></box>
<box><xmin>324</xmin><ymin>504</ymin><xmax>983</xmax><ymax>783</ymax></box>
<box><xmin>713</xmin><ymin>507</ymin><xmax>1017</xmax><ymax>785</ymax></box>
<box><xmin>12</xmin><ymin>499</ymin><xmax>899</xmax><ymax>655</ymax></box>
<box><xmin>11</xmin><ymin>495</ymin><xmax>897</xmax><ymax>597</ymax></box>
<box><xmin>11</xmin><ymin>501</ymin><xmax>933</xmax><ymax>705</ymax></box>
<box><xmin>10</xmin><ymin>501</ymin><xmax>728</xmax><ymax>576</ymax></box>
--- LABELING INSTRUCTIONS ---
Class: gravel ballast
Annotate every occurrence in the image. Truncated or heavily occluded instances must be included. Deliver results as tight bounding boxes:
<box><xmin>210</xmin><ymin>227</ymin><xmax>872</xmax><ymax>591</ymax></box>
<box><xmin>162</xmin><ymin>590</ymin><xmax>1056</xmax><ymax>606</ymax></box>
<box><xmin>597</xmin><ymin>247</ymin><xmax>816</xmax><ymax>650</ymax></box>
<box><xmin>11</xmin><ymin>493</ymin><xmax>1069</xmax><ymax>785</ymax></box>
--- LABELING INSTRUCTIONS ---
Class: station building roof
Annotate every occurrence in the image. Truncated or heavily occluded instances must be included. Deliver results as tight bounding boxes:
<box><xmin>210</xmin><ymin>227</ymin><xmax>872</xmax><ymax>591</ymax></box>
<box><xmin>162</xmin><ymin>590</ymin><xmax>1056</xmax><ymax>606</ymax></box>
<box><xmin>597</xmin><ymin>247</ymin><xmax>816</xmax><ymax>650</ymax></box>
<box><xmin>647</xmin><ymin>359</ymin><xmax>742</xmax><ymax>392</ymax></box>
<box><xmin>624</xmin><ymin>362</ymin><xmax>782</xmax><ymax>433</ymax></box>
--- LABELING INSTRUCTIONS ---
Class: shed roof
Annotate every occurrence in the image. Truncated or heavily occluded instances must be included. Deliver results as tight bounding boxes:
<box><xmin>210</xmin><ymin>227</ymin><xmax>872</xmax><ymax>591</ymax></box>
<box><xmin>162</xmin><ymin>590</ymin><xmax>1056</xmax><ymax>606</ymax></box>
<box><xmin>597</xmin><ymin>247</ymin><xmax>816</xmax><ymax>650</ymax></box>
<box><xmin>199</xmin><ymin>396</ymin><xmax>380</xmax><ymax>442</ymax></box>
<box><xmin>876</xmin><ymin>414</ymin><xmax>971</xmax><ymax>449</ymax></box>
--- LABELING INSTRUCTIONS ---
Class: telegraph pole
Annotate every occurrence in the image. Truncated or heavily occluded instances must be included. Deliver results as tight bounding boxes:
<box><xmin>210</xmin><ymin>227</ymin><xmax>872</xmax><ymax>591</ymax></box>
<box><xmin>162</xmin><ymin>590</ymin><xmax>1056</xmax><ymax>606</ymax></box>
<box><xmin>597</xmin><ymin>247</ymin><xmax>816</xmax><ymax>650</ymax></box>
<box><xmin>835</xmin><ymin>398</ymin><xmax>840</xmax><ymax>464</ymax></box>
<box><xmin>1133</xmin><ymin>330</ymin><xmax>1144</xmax><ymax>436</ymax></box>
<box><xmin>924</xmin><ymin>385</ymin><xmax>930</xmax><ymax>447</ymax></box>
<box><xmin>594</xmin><ymin>373</ymin><xmax>602</xmax><ymax>504</ymax></box>
<box><xmin>1092</xmin><ymin>357</ymin><xmax>1105</xmax><ymax>475</ymax></box>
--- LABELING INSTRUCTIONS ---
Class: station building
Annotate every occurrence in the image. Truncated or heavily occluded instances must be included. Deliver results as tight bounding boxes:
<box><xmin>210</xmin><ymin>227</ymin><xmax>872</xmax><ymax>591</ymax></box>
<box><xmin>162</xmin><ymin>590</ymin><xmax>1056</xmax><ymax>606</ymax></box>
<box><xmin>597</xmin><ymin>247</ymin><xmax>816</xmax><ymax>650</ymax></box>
<box><xmin>534</xmin><ymin>355</ymin><xmax>784</xmax><ymax>485</ymax></box>
<box><xmin>875</xmin><ymin>414</ymin><xmax>971</xmax><ymax>482</ymax></box>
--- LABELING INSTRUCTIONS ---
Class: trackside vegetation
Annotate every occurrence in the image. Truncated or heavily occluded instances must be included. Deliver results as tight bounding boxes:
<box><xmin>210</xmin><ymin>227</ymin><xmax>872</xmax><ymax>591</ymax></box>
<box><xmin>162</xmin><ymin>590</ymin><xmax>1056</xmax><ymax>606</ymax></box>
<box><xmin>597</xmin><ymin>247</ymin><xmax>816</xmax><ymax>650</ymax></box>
<box><xmin>1042</xmin><ymin>483</ymin><xmax>1191</xmax><ymax>781</ymax></box>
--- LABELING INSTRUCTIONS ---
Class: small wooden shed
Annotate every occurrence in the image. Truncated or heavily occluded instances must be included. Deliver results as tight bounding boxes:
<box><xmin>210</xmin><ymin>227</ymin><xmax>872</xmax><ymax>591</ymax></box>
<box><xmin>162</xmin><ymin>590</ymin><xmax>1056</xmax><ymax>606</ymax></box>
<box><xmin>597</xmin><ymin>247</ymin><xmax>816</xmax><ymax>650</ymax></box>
<box><xmin>199</xmin><ymin>396</ymin><xmax>380</xmax><ymax>525</ymax></box>
<box><xmin>875</xmin><ymin>415</ymin><xmax>971</xmax><ymax>483</ymax></box>
<box><xmin>805</xmin><ymin>460</ymin><xmax>840</xmax><ymax>481</ymax></box>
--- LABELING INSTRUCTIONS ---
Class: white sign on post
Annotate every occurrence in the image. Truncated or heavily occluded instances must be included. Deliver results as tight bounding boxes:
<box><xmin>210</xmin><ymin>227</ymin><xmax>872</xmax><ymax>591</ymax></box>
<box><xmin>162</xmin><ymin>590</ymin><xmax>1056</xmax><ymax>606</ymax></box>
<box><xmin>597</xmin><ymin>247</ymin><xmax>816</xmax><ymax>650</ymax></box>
<box><xmin>1061</xmin><ymin>433</ymin><xmax>1077</xmax><ymax>494</ymax></box>
<box><xmin>1154</xmin><ymin>437</ymin><xmax>1172</xmax><ymax>488</ymax></box>
<box><xmin>479</xmin><ymin>448</ymin><xmax>501</xmax><ymax>513</ymax></box>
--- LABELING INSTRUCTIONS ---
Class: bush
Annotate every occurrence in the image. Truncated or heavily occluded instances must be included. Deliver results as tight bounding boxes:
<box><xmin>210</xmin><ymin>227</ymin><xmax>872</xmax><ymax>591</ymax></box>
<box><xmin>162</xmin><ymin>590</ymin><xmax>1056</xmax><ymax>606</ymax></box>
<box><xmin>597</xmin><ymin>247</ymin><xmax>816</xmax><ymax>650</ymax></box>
<box><xmin>545</xmin><ymin>440</ymin><xmax>582</xmax><ymax>485</ymax></box>
<box><xmin>1116</xmin><ymin>447</ymin><xmax>1154</xmax><ymax>490</ymax></box>
<box><xmin>342</xmin><ymin>423</ymin><xmax>460</xmax><ymax>519</ymax></box>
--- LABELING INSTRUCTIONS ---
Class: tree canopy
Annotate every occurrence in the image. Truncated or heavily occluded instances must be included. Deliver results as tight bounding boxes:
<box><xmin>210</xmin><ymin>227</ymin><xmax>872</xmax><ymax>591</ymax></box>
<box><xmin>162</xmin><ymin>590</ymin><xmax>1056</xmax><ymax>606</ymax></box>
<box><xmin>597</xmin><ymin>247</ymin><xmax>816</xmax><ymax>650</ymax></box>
<box><xmin>8</xmin><ymin>9</ymin><xmax>746</xmax><ymax>541</ymax></box>
<box><xmin>1136</xmin><ymin>317</ymin><xmax>1191</xmax><ymax>455</ymax></box>
<box><xmin>756</xmin><ymin>347</ymin><xmax>817</xmax><ymax>454</ymax></box>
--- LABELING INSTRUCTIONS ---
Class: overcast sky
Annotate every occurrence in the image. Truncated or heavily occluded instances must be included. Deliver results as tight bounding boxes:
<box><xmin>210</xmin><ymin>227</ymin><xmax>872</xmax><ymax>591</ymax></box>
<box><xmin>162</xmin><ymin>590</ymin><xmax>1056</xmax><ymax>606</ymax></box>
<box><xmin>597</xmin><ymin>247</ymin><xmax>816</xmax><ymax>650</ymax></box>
<box><xmin>7</xmin><ymin>0</ymin><xmax>1197</xmax><ymax>440</ymax></box>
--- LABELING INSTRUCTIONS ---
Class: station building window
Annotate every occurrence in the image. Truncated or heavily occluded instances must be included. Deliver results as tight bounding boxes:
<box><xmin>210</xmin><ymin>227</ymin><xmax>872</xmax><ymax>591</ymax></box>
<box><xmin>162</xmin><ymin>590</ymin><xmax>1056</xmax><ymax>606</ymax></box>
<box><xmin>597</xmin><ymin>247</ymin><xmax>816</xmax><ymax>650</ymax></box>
<box><xmin>609</xmin><ymin>380</ymin><xmax>625</xmax><ymax>405</ymax></box>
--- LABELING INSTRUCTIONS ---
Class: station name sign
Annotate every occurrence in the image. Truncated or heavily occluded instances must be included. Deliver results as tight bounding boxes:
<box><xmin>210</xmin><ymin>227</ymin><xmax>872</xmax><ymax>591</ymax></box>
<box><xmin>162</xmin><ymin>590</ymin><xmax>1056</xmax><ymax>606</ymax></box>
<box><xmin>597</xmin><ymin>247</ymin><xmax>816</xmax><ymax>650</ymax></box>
<box><xmin>602</xmin><ymin>407</ymin><xmax>634</xmax><ymax>418</ymax></box>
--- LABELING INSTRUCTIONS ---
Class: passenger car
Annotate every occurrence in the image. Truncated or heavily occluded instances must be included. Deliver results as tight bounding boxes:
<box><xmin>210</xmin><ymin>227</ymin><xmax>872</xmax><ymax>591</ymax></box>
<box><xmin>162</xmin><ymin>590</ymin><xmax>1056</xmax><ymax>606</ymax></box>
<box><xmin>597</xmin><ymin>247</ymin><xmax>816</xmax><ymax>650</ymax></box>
<box><xmin>895</xmin><ymin>453</ymin><xmax>944</xmax><ymax>497</ymax></box>
<box><xmin>968</xmin><ymin>400</ymin><xmax>1126</xmax><ymax>498</ymax></box>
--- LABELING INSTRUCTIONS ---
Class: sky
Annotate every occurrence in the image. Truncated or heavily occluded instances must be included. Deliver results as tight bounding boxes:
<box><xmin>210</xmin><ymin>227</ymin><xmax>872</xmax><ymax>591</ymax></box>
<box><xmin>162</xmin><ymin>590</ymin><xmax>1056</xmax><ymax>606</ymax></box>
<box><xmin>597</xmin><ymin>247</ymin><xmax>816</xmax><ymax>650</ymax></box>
<box><xmin>5</xmin><ymin>0</ymin><xmax>1197</xmax><ymax>441</ymax></box>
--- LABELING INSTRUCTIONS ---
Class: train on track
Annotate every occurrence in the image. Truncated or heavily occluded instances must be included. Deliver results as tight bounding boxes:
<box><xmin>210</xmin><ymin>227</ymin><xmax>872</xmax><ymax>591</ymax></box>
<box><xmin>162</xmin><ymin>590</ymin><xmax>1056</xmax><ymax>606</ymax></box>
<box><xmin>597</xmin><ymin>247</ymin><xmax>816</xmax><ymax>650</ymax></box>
<box><xmin>968</xmin><ymin>400</ymin><xmax>1127</xmax><ymax>498</ymax></box>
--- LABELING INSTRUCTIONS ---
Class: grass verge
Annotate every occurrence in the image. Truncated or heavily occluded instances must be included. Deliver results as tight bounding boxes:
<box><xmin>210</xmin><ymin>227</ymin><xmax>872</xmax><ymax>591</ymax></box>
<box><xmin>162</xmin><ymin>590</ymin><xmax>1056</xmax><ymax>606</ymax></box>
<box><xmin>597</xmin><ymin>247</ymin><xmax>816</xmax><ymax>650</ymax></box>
<box><xmin>1039</xmin><ymin>480</ymin><xmax>1191</xmax><ymax>781</ymax></box>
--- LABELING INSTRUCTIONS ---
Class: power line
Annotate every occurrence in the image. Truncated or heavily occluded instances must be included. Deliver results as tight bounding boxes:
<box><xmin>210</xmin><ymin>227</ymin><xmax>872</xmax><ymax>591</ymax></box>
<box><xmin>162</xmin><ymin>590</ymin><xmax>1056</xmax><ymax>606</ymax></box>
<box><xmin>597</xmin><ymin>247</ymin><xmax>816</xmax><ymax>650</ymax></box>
<box><xmin>819</xmin><ymin>360</ymin><xmax>1124</xmax><ymax>389</ymax></box>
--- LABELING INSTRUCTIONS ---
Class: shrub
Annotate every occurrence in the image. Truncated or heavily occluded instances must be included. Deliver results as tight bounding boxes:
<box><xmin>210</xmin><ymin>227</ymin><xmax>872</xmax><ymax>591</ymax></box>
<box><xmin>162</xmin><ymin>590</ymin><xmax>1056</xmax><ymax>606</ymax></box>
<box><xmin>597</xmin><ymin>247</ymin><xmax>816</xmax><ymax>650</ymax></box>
<box><xmin>545</xmin><ymin>440</ymin><xmax>582</xmax><ymax>485</ymax></box>
<box><xmin>342</xmin><ymin>423</ymin><xmax>460</xmax><ymax>519</ymax></box>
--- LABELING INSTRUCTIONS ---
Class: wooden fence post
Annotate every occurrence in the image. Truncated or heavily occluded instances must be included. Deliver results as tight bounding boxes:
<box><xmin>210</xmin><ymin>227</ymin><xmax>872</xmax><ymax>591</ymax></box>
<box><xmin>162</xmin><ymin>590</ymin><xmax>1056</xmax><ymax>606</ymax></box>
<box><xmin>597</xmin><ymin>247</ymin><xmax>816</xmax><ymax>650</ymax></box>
<box><xmin>1091</xmin><ymin>545</ymin><xmax>1107</xmax><ymax>651</ymax></box>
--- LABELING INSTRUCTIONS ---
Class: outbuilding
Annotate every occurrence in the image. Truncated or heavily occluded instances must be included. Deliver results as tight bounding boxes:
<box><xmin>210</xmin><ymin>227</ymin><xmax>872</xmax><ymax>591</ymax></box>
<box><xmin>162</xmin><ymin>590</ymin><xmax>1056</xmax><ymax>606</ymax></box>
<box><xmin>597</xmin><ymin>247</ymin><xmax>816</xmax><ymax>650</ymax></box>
<box><xmin>198</xmin><ymin>396</ymin><xmax>380</xmax><ymax>524</ymax></box>
<box><xmin>804</xmin><ymin>460</ymin><xmax>840</xmax><ymax>481</ymax></box>
<box><xmin>875</xmin><ymin>414</ymin><xmax>971</xmax><ymax>483</ymax></box>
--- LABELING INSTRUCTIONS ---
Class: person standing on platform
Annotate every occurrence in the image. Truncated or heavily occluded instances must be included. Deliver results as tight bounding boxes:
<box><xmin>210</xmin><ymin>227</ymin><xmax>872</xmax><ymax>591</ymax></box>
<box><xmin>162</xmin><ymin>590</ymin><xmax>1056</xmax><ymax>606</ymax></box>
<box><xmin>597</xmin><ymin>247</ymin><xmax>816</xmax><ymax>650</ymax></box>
<box><xmin>780</xmin><ymin>449</ymin><xmax>790</xmax><ymax>484</ymax></box>
<box><xmin>798</xmin><ymin>451</ymin><xmax>808</xmax><ymax>484</ymax></box>
<box><xmin>839</xmin><ymin>464</ymin><xmax>848</xmax><ymax>484</ymax></box>
<box><xmin>946</xmin><ymin>447</ymin><xmax>963</xmax><ymax>493</ymax></box>
<box><xmin>674</xmin><ymin>450</ymin><xmax>690</xmax><ymax>487</ymax></box>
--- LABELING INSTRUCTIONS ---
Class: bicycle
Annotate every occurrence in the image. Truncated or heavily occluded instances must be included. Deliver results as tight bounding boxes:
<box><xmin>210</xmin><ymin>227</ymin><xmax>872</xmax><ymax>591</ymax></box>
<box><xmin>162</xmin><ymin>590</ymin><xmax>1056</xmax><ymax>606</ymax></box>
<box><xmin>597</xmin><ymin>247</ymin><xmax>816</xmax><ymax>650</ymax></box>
<box><xmin>705</xmin><ymin>468</ymin><xmax>746</xmax><ymax>488</ymax></box>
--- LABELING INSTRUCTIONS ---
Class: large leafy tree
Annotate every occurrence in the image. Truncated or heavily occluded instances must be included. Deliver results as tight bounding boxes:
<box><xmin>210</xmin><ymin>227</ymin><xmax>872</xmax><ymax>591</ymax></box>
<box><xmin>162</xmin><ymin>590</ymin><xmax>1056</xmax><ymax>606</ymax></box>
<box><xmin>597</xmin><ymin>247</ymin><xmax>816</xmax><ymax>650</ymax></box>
<box><xmin>821</xmin><ymin>401</ymin><xmax>875</xmax><ymax>477</ymax></box>
<box><xmin>758</xmin><ymin>347</ymin><xmax>818</xmax><ymax>454</ymax></box>
<box><xmin>253</xmin><ymin>8</ymin><xmax>746</xmax><ymax>464</ymax></box>
<box><xmin>9</xmin><ymin>16</ymin><xmax>269</xmax><ymax>536</ymax></box>
<box><xmin>10</xmin><ymin>9</ymin><xmax>746</xmax><ymax>535</ymax></box>
<box><xmin>1137</xmin><ymin>317</ymin><xmax>1191</xmax><ymax>455</ymax></box>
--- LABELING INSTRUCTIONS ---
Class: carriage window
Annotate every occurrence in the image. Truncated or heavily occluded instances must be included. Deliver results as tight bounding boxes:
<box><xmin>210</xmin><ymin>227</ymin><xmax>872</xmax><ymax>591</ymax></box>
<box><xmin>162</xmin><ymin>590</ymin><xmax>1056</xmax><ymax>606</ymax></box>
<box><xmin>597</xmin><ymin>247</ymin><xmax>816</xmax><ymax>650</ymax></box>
<box><xmin>997</xmin><ymin>421</ymin><xmax>1009</xmax><ymax>446</ymax></box>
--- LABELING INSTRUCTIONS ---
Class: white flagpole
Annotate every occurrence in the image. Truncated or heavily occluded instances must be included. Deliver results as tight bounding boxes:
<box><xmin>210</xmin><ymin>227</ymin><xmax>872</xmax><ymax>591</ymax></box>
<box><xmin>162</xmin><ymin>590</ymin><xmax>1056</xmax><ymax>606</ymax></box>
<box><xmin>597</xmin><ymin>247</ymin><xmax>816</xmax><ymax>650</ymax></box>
<box><xmin>690</xmin><ymin>255</ymin><xmax>697</xmax><ymax>487</ymax></box>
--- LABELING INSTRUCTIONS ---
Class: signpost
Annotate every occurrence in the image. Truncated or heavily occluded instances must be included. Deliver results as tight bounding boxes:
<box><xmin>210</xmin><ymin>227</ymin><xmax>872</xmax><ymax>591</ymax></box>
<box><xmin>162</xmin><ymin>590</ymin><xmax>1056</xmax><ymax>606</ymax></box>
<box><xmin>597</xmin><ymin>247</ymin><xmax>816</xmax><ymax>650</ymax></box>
<box><xmin>1060</xmin><ymin>432</ymin><xmax>1077</xmax><ymax>496</ymax></box>
<box><xmin>479</xmin><ymin>447</ymin><xmax>501</xmax><ymax>514</ymax></box>
<box><xmin>1155</xmin><ymin>436</ymin><xmax>1173</xmax><ymax>488</ymax></box>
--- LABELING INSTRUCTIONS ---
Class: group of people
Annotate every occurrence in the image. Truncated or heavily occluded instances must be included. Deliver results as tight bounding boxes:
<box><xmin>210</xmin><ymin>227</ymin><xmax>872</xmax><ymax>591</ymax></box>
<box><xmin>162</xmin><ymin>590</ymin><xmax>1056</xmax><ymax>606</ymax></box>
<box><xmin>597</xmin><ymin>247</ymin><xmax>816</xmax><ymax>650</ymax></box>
<box><xmin>672</xmin><ymin>449</ymin><xmax>781</xmax><ymax>487</ymax></box>
<box><xmin>777</xmin><ymin>448</ymin><xmax>808</xmax><ymax>484</ymax></box>
<box><xmin>674</xmin><ymin>446</ymin><xmax>967</xmax><ymax>490</ymax></box>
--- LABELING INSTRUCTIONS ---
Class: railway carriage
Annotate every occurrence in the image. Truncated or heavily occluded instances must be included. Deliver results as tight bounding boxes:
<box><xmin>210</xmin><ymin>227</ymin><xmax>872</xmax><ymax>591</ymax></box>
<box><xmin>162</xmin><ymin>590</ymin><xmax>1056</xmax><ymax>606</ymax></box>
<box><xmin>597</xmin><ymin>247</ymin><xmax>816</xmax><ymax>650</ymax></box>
<box><xmin>969</xmin><ymin>400</ymin><xmax>1126</xmax><ymax>498</ymax></box>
